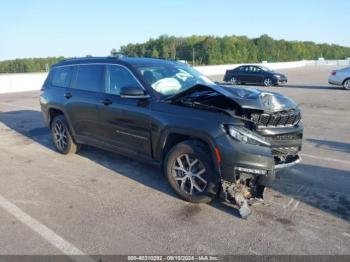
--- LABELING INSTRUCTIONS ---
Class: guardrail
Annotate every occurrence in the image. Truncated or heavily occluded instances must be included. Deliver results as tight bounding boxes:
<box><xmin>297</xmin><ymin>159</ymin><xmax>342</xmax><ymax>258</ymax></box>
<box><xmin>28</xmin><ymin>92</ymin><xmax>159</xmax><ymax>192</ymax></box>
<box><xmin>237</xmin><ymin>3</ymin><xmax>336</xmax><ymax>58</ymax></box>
<box><xmin>1</xmin><ymin>59</ymin><xmax>349</xmax><ymax>94</ymax></box>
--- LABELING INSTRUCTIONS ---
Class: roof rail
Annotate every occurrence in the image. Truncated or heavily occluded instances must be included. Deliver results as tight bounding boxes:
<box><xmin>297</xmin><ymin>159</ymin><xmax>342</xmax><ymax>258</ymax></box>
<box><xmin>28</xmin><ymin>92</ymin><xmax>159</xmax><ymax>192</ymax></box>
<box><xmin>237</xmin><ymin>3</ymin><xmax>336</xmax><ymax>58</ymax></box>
<box><xmin>109</xmin><ymin>54</ymin><xmax>128</xmax><ymax>59</ymax></box>
<box><xmin>59</xmin><ymin>54</ymin><xmax>128</xmax><ymax>63</ymax></box>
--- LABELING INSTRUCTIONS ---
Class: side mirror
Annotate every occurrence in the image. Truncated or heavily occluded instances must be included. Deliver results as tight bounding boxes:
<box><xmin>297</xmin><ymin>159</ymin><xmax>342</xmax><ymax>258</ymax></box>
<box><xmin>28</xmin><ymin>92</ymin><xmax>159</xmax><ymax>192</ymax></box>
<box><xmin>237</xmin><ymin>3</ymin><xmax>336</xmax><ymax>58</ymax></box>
<box><xmin>120</xmin><ymin>85</ymin><xmax>150</xmax><ymax>99</ymax></box>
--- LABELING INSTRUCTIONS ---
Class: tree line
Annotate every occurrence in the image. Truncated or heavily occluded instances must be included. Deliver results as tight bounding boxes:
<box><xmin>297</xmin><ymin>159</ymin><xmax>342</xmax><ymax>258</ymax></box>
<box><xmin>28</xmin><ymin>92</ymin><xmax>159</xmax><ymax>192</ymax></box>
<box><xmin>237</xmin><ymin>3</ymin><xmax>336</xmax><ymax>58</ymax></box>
<box><xmin>0</xmin><ymin>57</ymin><xmax>65</xmax><ymax>74</ymax></box>
<box><xmin>1</xmin><ymin>34</ymin><xmax>350</xmax><ymax>73</ymax></box>
<box><xmin>115</xmin><ymin>34</ymin><xmax>350</xmax><ymax>65</ymax></box>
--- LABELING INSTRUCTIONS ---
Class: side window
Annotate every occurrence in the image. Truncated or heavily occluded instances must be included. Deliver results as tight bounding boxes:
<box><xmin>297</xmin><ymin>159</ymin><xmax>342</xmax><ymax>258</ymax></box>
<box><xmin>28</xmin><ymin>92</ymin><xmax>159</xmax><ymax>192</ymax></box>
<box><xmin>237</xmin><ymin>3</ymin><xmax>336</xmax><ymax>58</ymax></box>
<box><xmin>254</xmin><ymin>66</ymin><xmax>261</xmax><ymax>73</ymax></box>
<box><xmin>75</xmin><ymin>65</ymin><xmax>104</xmax><ymax>92</ymax></box>
<box><xmin>105</xmin><ymin>65</ymin><xmax>141</xmax><ymax>95</ymax></box>
<box><xmin>51</xmin><ymin>67</ymin><xmax>73</xmax><ymax>88</ymax></box>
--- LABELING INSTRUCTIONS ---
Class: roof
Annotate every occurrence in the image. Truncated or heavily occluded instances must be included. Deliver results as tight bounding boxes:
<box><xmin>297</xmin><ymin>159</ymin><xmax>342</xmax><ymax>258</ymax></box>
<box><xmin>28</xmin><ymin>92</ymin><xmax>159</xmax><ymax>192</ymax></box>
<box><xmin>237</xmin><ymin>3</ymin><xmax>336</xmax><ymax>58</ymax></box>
<box><xmin>53</xmin><ymin>56</ymin><xmax>181</xmax><ymax>68</ymax></box>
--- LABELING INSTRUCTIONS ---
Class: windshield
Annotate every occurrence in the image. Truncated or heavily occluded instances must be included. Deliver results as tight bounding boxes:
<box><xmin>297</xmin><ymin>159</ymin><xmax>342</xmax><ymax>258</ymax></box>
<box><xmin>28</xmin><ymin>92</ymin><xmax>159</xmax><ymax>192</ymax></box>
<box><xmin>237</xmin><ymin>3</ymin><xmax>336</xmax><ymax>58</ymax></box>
<box><xmin>135</xmin><ymin>63</ymin><xmax>214</xmax><ymax>97</ymax></box>
<box><xmin>260</xmin><ymin>66</ymin><xmax>273</xmax><ymax>72</ymax></box>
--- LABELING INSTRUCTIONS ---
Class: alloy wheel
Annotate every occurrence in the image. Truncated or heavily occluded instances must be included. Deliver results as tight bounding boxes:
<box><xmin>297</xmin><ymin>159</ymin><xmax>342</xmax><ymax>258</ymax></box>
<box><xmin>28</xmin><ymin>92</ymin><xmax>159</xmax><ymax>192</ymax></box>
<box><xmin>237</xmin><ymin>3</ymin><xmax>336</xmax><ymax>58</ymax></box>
<box><xmin>53</xmin><ymin>121</ymin><xmax>68</xmax><ymax>151</ymax></box>
<box><xmin>230</xmin><ymin>77</ymin><xmax>237</xmax><ymax>85</ymax></box>
<box><xmin>264</xmin><ymin>78</ymin><xmax>272</xmax><ymax>86</ymax></box>
<box><xmin>344</xmin><ymin>79</ymin><xmax>350</xmax><ymax>90</ymax></box>
<box><xmin>172</xmin><ymin>154</ymin><xmax>208</xmax><ymax>195</ymax></box>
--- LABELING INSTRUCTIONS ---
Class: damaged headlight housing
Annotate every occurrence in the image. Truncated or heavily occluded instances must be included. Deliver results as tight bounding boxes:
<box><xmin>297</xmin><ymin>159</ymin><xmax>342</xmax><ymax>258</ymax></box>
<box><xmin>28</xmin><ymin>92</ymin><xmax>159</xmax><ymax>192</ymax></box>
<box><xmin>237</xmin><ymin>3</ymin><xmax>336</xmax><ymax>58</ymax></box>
<box><xmin>227</xmin><ymin>126</ymin><xmax>271</xmax><ymax>147</ymax></box>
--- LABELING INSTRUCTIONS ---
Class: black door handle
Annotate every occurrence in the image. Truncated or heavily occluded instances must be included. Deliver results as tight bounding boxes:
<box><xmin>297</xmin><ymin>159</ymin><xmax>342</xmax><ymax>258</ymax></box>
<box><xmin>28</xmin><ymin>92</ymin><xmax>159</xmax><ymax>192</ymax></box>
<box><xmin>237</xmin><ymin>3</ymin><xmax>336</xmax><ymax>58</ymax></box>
<box><xmin>100</xmin><ymin>99</ymin><xmax>112</xmax><ymax>106</ymax></box>
<box><xmin>64</xmin><ymin>93</ymin><xmax>72</xmax><ymax>99</ymax></box>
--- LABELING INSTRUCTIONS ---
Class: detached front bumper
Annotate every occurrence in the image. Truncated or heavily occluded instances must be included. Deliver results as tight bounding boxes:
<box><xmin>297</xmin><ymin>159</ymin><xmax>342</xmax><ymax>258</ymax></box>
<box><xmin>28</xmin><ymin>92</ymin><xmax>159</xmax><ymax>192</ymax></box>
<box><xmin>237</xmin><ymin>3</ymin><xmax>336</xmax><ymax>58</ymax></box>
<box><xmin>275</xmin><ymin>155</ymin><xmax>301</xmax><ymax>169</ymax></box>
<box><xmin>216</xmin><ymin>124</ymin><xmax>303</xmax><ymax>186</ymax></box>
<box><xmin>216</xmin><ymin>135</ymin><xmax>276</xmax><ymax>186</ymax></box>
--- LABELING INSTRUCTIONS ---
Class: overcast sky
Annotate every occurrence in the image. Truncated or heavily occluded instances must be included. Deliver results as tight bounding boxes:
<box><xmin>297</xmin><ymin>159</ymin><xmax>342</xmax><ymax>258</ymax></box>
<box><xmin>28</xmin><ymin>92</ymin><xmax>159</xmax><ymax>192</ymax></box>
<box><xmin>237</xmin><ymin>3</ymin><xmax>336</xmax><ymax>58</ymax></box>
<box><xmin>0</xmin><ymin>0</ymin><xmax>349</xmax><ymax>60</ymax></box>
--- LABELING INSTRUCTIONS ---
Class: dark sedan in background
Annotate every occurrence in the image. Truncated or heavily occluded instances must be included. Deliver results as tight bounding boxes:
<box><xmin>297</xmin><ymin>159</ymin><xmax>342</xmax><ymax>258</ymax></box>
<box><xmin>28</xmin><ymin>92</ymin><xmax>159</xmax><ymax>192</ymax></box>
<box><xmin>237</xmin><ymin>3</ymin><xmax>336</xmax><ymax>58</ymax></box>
<box><xmin>224</xmin><ymin>65</ymin><xmax>288</xmax><ymax>86</ymax></box>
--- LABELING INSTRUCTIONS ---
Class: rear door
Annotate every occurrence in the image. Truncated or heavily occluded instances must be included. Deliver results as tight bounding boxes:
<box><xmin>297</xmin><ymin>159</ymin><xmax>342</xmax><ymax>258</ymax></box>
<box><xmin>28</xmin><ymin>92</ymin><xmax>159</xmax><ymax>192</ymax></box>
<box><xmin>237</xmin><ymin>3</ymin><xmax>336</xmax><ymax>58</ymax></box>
<box><xmin>98</xmin><ymin>64</ymin><xmax>152</xmax><ymax>157</ymax></box>
<box><xmin>64</xmin><ymin>64</ymin><xmax>104</xmax><ymax>140</ymax></box>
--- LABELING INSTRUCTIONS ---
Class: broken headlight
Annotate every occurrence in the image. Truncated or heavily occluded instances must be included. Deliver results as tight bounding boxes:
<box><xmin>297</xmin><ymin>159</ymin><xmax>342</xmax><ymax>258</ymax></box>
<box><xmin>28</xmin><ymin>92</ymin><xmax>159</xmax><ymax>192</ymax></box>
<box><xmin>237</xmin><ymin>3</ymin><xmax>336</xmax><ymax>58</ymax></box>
<box><xmin>227</xmin><ymin>126</ymin><xmax>271</xmax><ymax>147</ymax></box>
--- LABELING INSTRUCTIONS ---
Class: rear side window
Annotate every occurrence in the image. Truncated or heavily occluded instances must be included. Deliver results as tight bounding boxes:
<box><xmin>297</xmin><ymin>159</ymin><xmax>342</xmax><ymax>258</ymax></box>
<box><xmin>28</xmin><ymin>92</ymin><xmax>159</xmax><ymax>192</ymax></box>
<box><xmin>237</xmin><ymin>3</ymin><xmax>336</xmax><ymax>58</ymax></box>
<box><xmin>75</xmin><ymin>65</ymin><xmax>104</xmax><ymax>92</ymax></box>
<box><xmin>105</xmin><ymin>65</ymin><xmax>141</xmax><ymax>95</ymax></box>
<box><xmin>51</xmin><ymin>67</ymin><xmax>73</xmax><ymax>88</ymax></box>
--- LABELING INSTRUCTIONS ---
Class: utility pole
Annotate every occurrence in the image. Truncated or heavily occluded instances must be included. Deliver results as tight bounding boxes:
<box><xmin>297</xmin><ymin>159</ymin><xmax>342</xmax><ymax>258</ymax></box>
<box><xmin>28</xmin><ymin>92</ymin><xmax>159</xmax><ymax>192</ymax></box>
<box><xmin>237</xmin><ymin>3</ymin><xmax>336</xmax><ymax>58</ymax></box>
<box><xmin>192</xmin><ymin>47</ymin><xmax>195</xmax><ymax>65</ymax></box>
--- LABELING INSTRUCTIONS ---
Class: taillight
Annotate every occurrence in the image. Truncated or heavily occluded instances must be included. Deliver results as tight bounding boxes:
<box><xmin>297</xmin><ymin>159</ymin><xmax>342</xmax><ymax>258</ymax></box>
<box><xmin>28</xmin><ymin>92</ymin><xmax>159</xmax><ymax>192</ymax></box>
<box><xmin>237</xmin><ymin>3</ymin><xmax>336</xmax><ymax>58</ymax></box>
<box><xmin>332</xmin><ymin>71</ymin><xmax>336</xmax><ymax>76</ymax></box>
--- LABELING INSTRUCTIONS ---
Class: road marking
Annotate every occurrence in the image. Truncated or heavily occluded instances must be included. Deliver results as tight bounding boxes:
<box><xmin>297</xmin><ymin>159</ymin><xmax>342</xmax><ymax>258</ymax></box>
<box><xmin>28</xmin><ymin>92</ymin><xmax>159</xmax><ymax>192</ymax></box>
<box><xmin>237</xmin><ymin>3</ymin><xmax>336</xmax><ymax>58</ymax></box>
<box><xmin>343</xmin><ymin>232</ymin><xmax>350</xmax><ymax>238</ymax></box>
<box><xmin>304</xmin><ymin>112</ymin><xmax>350</xmax><ymax>120</ymax></box>
<box><xmin>284</xmin><ymin>198</ymin><xmax>294</xmax><ymax>209</ymax></box>
<box><xmin>301</xmin><ymin>153</ymin><xmax>350</xmax><ymax>165</ymax></box>
<box><xmin>292</xmin><ymin>201</ymin><xmax>300</xmax><ymax>211</ymax></box>
<box><xmin>0</xmin><ymin>193</ymin><xmax>87</xmax><ymax>256</ymax></box>
<box><xmin>248</xmin><ymin>248</ymin><xmax>261</xmax><ymax>255</ymax></box>
<box><xmin>0</xmin><ymin>102</ymin><xmax>38</xmax><ymax>111</ymax></box>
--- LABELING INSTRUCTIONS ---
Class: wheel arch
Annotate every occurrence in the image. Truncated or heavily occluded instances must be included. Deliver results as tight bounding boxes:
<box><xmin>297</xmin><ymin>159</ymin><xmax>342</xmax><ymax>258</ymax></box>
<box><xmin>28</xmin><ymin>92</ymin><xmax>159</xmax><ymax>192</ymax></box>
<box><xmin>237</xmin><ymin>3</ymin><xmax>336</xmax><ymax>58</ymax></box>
<box><xmin>158</xmin><ymin>129</ymin><xmax>221</xmax><ymax>176</ymax></box>
<box><xmin>47</xmin><ymin>106</ymin><xmax>77</xmax><ymax>138</ymax></box>
<box><xmin>342</xmin><ymin>77</ymin><xmax>350</xmax><ymax>86</ymax></box>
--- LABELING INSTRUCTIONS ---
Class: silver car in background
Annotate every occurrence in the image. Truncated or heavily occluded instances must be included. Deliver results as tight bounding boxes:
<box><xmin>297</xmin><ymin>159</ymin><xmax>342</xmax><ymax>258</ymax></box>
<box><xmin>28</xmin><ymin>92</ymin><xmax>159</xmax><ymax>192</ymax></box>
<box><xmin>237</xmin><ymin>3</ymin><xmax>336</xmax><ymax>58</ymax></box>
<box><xmin>328</xmin><ymin>67</ymin><xmax>350</xmax><ymax>90</ymax></box>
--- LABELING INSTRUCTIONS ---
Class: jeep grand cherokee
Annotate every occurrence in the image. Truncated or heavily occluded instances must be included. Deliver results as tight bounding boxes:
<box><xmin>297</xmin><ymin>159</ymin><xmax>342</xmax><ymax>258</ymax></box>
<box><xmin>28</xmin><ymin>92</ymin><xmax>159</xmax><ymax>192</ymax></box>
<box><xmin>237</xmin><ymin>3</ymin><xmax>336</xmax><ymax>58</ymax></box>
<box><xmin>40</xmin><ymin>57</ymin><xmax>303</xmax><ymax>217</ymax></box>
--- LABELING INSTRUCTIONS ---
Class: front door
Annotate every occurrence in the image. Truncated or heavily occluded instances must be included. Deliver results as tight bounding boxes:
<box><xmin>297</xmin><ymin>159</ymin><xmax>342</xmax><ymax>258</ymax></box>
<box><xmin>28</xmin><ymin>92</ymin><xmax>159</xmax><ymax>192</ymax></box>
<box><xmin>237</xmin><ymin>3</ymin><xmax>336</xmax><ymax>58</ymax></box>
<box><xmin>250</xmin><ymin>66</ymin><xmax>264</xmax><ymax>84</ymax></box>
<box><xmin>98</xmin><ymin>65</ymin><xmax>152</xmax><ymax>158</ymax></box>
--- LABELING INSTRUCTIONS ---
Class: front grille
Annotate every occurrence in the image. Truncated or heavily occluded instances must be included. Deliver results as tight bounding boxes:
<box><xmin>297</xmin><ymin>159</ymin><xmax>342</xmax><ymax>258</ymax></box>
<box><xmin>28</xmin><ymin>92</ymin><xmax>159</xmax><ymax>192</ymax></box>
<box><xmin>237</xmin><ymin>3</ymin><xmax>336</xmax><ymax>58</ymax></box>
<box><xmin>250</xmin><ymin>110</ymin><xmax>301</xmax><ymax>127</ymax></box>
<box><xmin>272</xmin><ymin>146</ymin><xmax>300</xmax><ymax>157</ymax></box>
<box><xmin>269</xmin><ymin>133</ymin><xmax>302</xmax><ymax>141</ymax></box>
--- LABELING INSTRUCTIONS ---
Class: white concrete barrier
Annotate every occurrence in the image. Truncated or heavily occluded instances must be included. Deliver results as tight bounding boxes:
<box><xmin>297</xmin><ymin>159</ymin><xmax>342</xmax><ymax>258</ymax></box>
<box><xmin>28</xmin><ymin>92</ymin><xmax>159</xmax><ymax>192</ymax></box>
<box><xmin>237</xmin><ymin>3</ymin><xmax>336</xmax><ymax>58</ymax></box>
<box><xmin>1</xmin><ymin>59</ymin><xmax>349</xmax><ymax>94</ymax></box>
<box><xmin>0</xmin><ymin>73</ymin><xmax>48</xmax><ymax>94</ymax></box>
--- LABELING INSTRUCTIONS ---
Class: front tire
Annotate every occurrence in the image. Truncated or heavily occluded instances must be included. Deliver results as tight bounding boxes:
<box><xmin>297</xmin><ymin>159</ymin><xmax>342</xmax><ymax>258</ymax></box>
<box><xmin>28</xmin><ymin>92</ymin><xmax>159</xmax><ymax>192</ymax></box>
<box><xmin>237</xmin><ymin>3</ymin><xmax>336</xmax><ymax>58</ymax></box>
<box><xmin>164</xmin><ymin>140</ymin><xmax>219</xmax><ymax>203</ymax></box>
<box><xmin>51</xmin><ymin>115</ymin><xmax>80</xmax><ymax>154</ymax></box>
<box><xmin>343</xmin><ymin>79</ymin><xmax>350</xmax><ymax>90</ymax></box>
<box><xmin>263</xmin><ymin>77</ymin><xmax>273</xmax><ymax>87</ymax></box>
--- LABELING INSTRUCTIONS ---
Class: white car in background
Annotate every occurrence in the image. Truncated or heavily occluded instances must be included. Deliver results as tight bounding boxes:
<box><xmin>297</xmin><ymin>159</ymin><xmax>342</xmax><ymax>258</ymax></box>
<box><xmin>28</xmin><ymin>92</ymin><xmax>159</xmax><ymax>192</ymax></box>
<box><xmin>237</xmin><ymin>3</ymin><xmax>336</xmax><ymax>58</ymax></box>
<box><xmin>328</xmin><ymin>67</ymin><xmax>350</xmax><ymax>90</ymax></box>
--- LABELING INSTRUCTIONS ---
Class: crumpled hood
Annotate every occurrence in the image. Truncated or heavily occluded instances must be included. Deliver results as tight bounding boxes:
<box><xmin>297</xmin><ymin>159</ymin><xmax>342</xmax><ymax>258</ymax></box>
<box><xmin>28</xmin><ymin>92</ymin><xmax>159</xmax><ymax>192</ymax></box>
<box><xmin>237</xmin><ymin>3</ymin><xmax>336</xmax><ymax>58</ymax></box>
<box><xmin>169</xmin><ymin>83</ymin><xmax>298</xmax><ymax>113</ymax></box>
<box><xmin>217</xmin><ymin>85</ymin><xmax>297</xmax><ymax>112</ymax></box>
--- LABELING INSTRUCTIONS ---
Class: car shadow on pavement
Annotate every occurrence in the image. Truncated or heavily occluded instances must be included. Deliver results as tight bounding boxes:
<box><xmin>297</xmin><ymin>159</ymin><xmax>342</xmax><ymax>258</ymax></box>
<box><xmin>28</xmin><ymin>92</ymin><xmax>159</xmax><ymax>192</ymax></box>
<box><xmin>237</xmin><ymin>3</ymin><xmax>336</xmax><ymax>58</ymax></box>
<box><xmin>283</xmin><ymin>84</ymin><xmax>344</xmax><ymax>90</ymax></box>
<box><xmin>0</xmin><ymin>109</ymin><xmax>242</xmax><ymax>219</ymax></box>
<box><xmin>77</xmin><ymin>145</ymin><xmax>242</xmax><ymax>219</ymax></box>
<box><xmin>273</xmin><ymin>164</ymin><xmax>350</xmax><ymax>221</ymax></box>
<box><xmin>1</xmin><ymin>109</ymin><xmax>349</xmax><ymax>221</ymax></box>
<box><xmin>306</xmin><ymin>138</ymin><xmax>350</xmax><ymax>154</ymax></box>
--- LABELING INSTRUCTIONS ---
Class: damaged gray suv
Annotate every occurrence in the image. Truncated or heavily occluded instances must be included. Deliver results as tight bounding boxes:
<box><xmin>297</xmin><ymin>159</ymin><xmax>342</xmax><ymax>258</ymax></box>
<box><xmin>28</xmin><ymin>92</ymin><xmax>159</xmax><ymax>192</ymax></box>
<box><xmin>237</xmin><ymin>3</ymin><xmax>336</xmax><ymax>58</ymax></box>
<box><xmin>40</xmin><ymin>57</ymin><xmax>303</xmax><ymax>218</ymax></box>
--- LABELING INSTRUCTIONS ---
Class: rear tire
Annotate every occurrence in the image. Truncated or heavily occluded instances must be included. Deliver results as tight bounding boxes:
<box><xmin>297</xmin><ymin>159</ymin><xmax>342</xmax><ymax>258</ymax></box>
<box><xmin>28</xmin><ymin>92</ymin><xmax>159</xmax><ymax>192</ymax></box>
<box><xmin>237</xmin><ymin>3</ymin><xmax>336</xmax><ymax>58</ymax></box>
<box><xmin>343</xmin><ymin>79</ymin><xmax>350</xmax><ymax>90</ymax></box>
<box><xmin>164</xmin><ymin>140</ymin><xmax>219</xmax><ymax>203</ymax></box>
<box><xmin>230</xmin><ymin>77</ymin><xmax>239</xmax><ymax>85</ymax></box>
<box><xmin>51</xmin><ymin>115</ymin><xmax>80</xmax><ymax>155</ymax></box>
